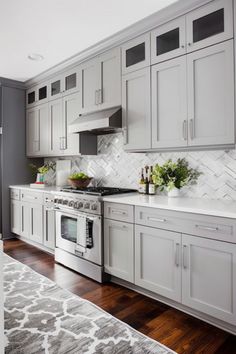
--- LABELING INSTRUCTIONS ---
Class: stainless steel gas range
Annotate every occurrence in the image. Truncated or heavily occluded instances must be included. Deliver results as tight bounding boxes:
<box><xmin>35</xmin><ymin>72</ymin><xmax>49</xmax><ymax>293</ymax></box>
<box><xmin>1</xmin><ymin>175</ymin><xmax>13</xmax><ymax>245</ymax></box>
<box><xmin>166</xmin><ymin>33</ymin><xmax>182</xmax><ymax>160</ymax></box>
<box><xmin>54</xmin><ymin>187</ymin><xmax>135</xmax><ymax>282</ymax></box>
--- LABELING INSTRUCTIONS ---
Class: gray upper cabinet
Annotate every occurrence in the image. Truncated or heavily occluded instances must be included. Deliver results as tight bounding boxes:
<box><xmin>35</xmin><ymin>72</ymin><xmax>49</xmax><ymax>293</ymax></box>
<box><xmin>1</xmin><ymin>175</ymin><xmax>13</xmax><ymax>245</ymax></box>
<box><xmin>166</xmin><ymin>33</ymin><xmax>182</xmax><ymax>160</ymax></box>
<box><xmin>152</xmin><ymin>56</ymin><xmax>188</xmax><ymax>149</ymax></box>
<box><xmin>186</xmin><ymin>0</ymin><xmax>233</xmax><ymax>52</ymax></box>
<box><xmin>151</xmin><ymin>16</ymin><xmax>186</xmax><ymax>64</ymax></box>
<box><xmin>49</xmin><ymin>67</ymin><xmax>80</xmax><ymax>100</ymax></box>
<box><xmin>122</xmin><ymin>67</ymin><xmax>151</xmax><ymax>151</ymax></box>
<box><xmin>26</xmin><ymin>103</ymin><xmax>49</xmax><ymax>157</ymax></box>
<box><xmin>187</xmin><ymin>40</ymin><xmax>234</xmax><ymax>147</ymax></box>
<box><xmin>122</xmin><ymin>33</ymin><xmax>150</xmax><ymax>74</ymax></box>
<box><xmin>98</xmin><ymin>48</ymin><xmax>121</xmax><ymax>109</ymax></box>
<box><xmin>62</xmin><ymin>92</ymin><xmax>81</xmax><ymax>156</ymax></box>
<box><xmin>80</xmin><ymin>57</ymin><xmax>100</xmax><ymax>113</ymax></box>
<box><xmin>80</xmin><ymin>48</ymin><xmax>121</xmax><ymax>113</ymax></box>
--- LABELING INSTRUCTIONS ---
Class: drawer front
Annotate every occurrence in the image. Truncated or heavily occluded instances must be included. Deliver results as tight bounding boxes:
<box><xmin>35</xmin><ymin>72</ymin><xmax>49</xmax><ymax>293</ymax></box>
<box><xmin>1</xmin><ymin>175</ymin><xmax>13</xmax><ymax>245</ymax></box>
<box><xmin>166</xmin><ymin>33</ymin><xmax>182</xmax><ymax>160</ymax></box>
<box><xmin>10</xmin><ymin>188</ymin><xmax>20</xmax><ymax>200</ymax></box>
<box><xmin>21</xmin><ymin>190</ymin><xmax>43</xmax><ymax>204</ymax></box>
<box><xmin>135</xmin><ymin>206</ymin><xmax>236</xmax><ymax>243</ymax></box>
<box><xmin>104</xmin><ymin>202</ymin><xmax>134</xmax><ymax>223</ymax></box>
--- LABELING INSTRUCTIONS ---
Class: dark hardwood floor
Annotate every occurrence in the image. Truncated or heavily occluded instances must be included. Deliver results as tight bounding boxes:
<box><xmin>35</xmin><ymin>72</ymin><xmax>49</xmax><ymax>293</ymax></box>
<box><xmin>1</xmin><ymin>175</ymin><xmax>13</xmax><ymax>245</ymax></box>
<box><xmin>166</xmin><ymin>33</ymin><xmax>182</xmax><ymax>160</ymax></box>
<box><xmin>4</xmin><ymin>238</ymin><xmax>236</xmax><ymax>354</ymax></box>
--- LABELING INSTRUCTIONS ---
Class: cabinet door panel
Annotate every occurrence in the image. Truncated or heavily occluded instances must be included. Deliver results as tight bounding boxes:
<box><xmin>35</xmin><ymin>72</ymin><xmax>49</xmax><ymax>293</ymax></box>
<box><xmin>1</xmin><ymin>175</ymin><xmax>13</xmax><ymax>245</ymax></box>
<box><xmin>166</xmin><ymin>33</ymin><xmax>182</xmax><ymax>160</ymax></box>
<box><xmin>49</xmin><ymin>74</ymin><xmax>63</xmax><ymax>100</ymax></box>
<box><xmin>49</xmin><ymin>98</ymin><xmax>64</xmax><ymax>155</ymax></box>
<box><xmin>99</xmin><ymin>48</ymin><xmax>121</xmax><ymax>109</ymax></box>
<box><xmin>11</xmin><ymin>200</ymin><xmax>20</xmax><ymax>235</ymax></box>
<box><xmin>122</xmin><ymin>33</ymin><xmax>150</xmax><ymax>74</ymax></box>
<box><xmin>187</xmin><ymin>40</ymin><xmax>234</xmax><ymax>146</ymax></box>
<box><xmin>63</xmin><ymin>93</ymin><xmax>80</xmax><ymax>155</ymax></box>
<box><xmin>38</xmin><ymin>103</ymin><xmax>49</xmax><ymax>155</ymax></box>
<box><xmin>122</xmin><ymin>68</ymin><xmax>151</xmax><ymax>150</ymax></box>
<box><xmin>26</xmin><ymin>108</ymin><xmax>40</xmax><ymax>156</ymax></box>
<box><xmin>80</xmin><ymin>59</ymin><xmax>99</xmax><ymax>113</ymax></box>
<box><xmin>63</xmin><ymin>67</ymin><xmax>80</xmax><ymax>96</ymax></box>
<box><xmin>135</xmin><ymin>225</ymin><xmax>181</xmax><ymax>302</ymax></box>
<box><xmin>151</xmin><ymin>16</ymin><xmax>186</xmax><ymax>64</ymax></box>
<box><xmin>182</xmin><ymin>234</ymin><xmax>236</xmax><ymax>325</ymax></box>
<box><xmin>30</xmin><ymin>204</ymin><xmax>43</xmax><ymax>244</ymax></box>
<box><xmin>152</xmin><ymin>56</ymin><xmax>188</xmax><ymax>149</ymax></box>
<box><xmin>104</xmin><ymin>219</ymin><xmax>134</xmax><ymax>282</ymax></box>
<box><xmin>20</xmin><ymin>202</ymin><xmax>31</xmax><ymax>239</ymax></box>
<box><xmin>44</xmin><ymin>208</ymin><xmax>55</xmax><ymax>250</ymax></box>
<box><xmin>186</xmin><ymin>0</ymin><xmax>233</xmax><ymax>52</ymax></box>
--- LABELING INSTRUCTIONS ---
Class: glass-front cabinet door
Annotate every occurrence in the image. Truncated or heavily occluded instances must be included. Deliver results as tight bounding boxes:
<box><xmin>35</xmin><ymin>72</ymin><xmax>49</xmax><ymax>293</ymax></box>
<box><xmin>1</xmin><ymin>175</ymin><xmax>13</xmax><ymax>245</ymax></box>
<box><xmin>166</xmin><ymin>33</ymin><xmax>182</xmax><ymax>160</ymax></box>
<box><xmin>49</xmin><ymin>74</ymin><xmax>63</xmax><ymax>100</ymax></box>
<box><xmin>37</xmin><ymin>81</ymin><xmax>48</xmax><ymax>105</ymax></box>
<box><xmin>186</xmin><ymin>0</ymin><xmax>233</xmax><ymax>52</ymax></box>
<box><xmin>121</xmin><ymin>33</ymin><xmax>150</xmax><ymax>74</ymax></box>
<box><xmin>151</xmin><ymin>17</ymin><xmax>186</xmax><ymax>64</ymax></box>
<box><xmin>26</xmin><ymin>87</ymin><xmax>37</xmax><ymax>108</ymax></box>
<box><xmin>63</xmin><ymin>67</ymin><xmax>79</xmax><ymax>96</ymax></box>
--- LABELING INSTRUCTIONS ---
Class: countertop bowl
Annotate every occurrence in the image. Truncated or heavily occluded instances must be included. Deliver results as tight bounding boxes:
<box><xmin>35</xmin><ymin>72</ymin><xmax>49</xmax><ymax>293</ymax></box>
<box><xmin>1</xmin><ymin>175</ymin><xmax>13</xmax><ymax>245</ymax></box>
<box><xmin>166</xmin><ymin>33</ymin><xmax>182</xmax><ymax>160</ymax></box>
<box><xmin>68</xmin><ymin>177</ymin><xmax>92</xmax><ymax>189</ymax></box>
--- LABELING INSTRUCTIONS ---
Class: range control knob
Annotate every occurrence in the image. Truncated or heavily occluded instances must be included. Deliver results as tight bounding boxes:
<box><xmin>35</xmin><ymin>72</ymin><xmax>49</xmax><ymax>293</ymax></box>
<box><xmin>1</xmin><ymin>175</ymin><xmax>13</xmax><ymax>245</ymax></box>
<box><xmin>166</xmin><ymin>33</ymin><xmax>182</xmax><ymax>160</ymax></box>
<box><xmin>84</xmin><ymin>202</ymin><xmax>90</xmax><ymax>209</ymax></box>
<box><xmin>91</xmin><ymin>203</ymin><xmax>97</xmax><ymax>211</ymax></box>
<box><xmin>68</xmin><ymin>200</ymin><xmax>74</xmax><ymax>207</ymax></box>
<box><xmin>75</xmin><ymin>201</ymin><xmax>83</xmax><ymax>209</ymax></box>
<box><xmin>58</xmin><ymin>199</ymin><xmax>63</xmax><ymax>204</ymax></box>
<box><xmin>54</xmin><ymin>198</ymin><xmax>58</xmax><ymax>204</ymax></box>
<box><xmin>63</xmin><ymin>200</ymin><xmax>69</xmax><ymax>205</ymax></box>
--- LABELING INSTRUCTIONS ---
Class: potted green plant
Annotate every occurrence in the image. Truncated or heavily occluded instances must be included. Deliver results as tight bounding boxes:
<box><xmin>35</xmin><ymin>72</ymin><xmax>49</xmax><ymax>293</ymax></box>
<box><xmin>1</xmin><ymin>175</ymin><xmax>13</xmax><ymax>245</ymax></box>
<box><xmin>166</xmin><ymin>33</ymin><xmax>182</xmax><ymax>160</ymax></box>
<box><xmin>29</xmin><ymin>162</ymin><xmax>55</xmax><ymax>185</ymax></box>
<box><xmin>152</xmin><ymin>158</ymin><xmax>202</xmax><ymax>197</ymax></box>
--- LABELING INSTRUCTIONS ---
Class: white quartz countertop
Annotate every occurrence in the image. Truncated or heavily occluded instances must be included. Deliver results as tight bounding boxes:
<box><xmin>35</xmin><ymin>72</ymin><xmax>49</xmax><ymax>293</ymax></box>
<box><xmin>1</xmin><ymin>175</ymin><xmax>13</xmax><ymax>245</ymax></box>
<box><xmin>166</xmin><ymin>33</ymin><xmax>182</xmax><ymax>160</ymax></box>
<box><xmin>102</xmin><ymin>193</ymin><xmax>236</xmax><ymax>219</ymax></box>
<box><xmin>10</xmin><ymin>185</ymin><xmax>236</xmax><ymax>219</ymax></box>
<box><xmin>9</xmin><ymin>185</ymin><xmax>61</xmax><ymax>193</ymax></box>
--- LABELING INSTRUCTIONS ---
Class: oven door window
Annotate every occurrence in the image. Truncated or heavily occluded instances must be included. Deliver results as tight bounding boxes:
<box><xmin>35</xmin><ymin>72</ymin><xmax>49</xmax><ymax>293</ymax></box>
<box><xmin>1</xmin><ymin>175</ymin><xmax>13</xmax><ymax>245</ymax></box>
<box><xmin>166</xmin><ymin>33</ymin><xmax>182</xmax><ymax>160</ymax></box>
<box><xmin>61</xmin><ymin>215</ymin><xmax>77</xmax><ymax>243</ymax></box>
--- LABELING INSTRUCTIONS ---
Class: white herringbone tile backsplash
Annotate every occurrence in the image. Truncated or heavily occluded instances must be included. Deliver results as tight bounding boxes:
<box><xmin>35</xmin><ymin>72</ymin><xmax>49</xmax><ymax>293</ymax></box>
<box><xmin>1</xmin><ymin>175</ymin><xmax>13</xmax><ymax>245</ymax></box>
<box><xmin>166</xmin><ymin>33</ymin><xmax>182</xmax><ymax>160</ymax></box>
<box><xmin>46</xmin><ymin>133</ymin><xmax>236</xmax><ymax>200</ymax></box>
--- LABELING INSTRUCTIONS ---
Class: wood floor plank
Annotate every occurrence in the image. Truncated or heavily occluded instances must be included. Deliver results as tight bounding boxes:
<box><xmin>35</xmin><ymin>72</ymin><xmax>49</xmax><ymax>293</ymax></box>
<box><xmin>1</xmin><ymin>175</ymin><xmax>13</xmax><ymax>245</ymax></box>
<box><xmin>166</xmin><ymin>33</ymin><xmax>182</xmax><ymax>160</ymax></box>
<box><xmin>4</xmin><ymin>239</ymin><xmax>236</xmax><ymax>354</ymax></box>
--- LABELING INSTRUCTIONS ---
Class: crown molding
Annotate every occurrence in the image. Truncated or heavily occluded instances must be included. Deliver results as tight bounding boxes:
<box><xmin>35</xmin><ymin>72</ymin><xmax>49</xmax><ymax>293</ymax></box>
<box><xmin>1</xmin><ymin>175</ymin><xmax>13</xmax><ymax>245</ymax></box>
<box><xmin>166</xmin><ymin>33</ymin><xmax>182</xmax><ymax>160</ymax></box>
<box><xmin>25</xmin><ymin>0</ymin><xmax>210</xmax><ymax>88</ymax></box>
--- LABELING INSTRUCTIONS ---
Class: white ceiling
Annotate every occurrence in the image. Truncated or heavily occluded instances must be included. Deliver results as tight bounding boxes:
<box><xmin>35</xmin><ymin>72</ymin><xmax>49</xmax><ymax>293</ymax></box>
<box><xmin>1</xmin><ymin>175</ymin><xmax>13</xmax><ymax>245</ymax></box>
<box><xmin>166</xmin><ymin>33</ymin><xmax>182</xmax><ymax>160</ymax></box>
<box><xmin>0</xmin><ymin>0</ymin><xmax>177</xmax><ymax>82</ymax></box>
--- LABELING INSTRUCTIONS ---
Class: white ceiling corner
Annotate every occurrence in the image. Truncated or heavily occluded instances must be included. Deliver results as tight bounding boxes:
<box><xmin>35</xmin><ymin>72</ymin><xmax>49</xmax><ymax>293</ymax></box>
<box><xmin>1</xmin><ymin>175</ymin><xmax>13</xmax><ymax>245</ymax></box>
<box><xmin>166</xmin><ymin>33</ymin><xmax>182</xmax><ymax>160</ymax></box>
<box><xmin>0</xmin><ymin>0</ymin><xmax>177</xmax><ymax>82</ymax></box>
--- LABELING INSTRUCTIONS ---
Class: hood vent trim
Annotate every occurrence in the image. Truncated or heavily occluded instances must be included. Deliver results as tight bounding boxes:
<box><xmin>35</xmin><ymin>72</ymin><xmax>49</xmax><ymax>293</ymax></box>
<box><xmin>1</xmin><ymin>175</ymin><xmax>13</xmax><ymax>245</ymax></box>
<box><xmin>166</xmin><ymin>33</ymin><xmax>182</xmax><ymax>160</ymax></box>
<box><xmin>69</xmin><ymin>106</ymin><xmax>122</xmax><ymax>135</ymax></box>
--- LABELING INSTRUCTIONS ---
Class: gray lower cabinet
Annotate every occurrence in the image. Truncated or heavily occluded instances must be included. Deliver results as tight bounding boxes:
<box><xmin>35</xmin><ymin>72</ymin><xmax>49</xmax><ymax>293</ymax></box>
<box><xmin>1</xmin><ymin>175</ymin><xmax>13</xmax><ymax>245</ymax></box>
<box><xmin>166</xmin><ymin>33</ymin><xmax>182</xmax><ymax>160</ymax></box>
<box><xmin>43</xmin><ymin>207</ymin><xmax>55</xmax><ymax>250</ymax></box>
<box><xmin>135</xmin><ymin>224</ymin><xmax>182</xmax><ymax>302</ymax></box>
<box><xmin>104</xmin><ymin>218</ymin><xmax>134</xmax><ymax>282</ymax></box>
<box><xmin>182</xmin><ymin>234</ymin><xmax>236</xmax><ymax>325</ymax></box>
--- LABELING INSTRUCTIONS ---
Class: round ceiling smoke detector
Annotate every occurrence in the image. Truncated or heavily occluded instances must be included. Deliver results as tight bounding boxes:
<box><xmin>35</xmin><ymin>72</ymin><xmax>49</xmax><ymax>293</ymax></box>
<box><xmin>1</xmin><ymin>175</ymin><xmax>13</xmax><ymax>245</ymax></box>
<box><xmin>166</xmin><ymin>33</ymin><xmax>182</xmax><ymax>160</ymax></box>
<box><xmin>28</xmin><ymin>53</ymin><xmax>44</xmax><ymax>61</ymax></box>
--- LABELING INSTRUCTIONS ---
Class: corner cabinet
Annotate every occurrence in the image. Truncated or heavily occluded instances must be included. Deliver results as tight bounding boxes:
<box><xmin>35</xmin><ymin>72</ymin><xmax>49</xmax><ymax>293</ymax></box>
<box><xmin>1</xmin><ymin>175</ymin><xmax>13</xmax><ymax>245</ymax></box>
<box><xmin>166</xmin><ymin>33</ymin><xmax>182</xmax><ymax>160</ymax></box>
<box><xmin>122</xmin><ymin>67</ymin><xmax>151</xmax><ymax>150</ymax></box>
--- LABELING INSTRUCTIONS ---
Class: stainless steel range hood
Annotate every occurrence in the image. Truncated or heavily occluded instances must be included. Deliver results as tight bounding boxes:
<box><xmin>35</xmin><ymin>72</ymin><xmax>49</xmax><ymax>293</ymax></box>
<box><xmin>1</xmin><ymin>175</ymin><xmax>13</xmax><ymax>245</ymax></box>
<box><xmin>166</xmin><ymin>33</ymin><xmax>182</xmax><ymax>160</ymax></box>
<box><xmin>69</xmin><ymin>106</ymin><xmax>122</xmax><ymax>135</ymax></box>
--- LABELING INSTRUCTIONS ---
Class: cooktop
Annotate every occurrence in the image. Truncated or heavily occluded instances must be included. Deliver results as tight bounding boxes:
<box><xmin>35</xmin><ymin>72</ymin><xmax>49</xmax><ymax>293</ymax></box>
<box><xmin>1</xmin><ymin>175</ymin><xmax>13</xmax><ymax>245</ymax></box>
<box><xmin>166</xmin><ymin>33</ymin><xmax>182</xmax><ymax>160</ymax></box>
<box><xmin>60</xmin><ymin>186</ymin><xmax>136</xmax><ymax>196</ymax></box>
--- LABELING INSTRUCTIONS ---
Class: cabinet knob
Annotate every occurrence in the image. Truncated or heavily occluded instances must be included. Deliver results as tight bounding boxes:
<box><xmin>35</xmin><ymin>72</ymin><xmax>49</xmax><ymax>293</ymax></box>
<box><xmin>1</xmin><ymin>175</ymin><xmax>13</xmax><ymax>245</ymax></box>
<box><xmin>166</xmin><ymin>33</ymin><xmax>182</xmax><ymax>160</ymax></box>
<box><xmin>181</xmin><ymin>45</ymin><xmax>185</xmax><ymax>49</ymax></box>
<box><xmin>188</xmin><ymin>42</ymin><xmax>192</xmax><ymax>46</ymax></box>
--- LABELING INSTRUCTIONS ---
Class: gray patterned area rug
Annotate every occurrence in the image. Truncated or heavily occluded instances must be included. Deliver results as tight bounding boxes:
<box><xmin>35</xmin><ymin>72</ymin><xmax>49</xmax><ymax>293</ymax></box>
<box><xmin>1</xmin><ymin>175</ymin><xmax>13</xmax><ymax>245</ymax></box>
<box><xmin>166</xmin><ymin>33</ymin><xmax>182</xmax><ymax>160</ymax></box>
<box><xmin>3</xmin><ymin>255</ymin><xmax>176</xmax><ymax>354</ymax></box>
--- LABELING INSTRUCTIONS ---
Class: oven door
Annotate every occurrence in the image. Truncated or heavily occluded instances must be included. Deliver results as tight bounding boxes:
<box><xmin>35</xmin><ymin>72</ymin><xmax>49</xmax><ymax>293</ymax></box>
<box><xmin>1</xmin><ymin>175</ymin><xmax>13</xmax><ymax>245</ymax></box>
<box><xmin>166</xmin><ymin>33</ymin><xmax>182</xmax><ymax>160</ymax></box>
<box><xmin>55</xmin><ymin>209</ymin><xmax>102</xmax><ymax>265</ymax></box>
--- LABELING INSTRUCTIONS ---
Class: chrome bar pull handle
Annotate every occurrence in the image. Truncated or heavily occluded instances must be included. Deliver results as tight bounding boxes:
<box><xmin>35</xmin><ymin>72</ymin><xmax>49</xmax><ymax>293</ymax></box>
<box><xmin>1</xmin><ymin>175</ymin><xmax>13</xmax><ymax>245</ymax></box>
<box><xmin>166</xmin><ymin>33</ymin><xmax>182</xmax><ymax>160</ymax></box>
<box><xmin>190</xmin><ymin>119</ymin><xmax>195</xmax><ymax>140</ymax></box>
<box><xmin>182</xmin><ymin>120</ymin><xmax>187</xmax><ymax>140</ymax></box>
<box><xmin>183</xmin><ymin>245</ymin><xmax>188</xmax><ymax>269</ymax></box>
<box><xmin>175</xmin><ymin>243</ymin><xmax>180</xmax><ymax>267</ymax></box>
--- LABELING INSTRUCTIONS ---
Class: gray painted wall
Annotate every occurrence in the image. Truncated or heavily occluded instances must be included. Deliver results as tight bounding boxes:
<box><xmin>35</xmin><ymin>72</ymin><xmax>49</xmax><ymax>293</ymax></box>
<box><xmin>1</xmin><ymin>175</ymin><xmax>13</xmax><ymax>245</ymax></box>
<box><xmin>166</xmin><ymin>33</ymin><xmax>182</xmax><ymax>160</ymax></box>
<box><xmin>0</xmin><ymin>80</ymin><xmax>43</xmax><ymax>239</ymax></box>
